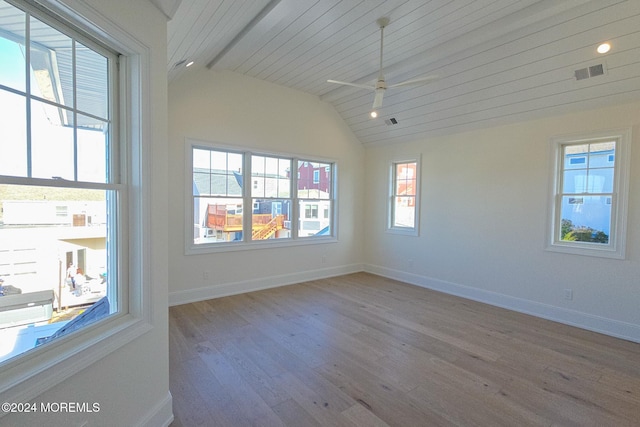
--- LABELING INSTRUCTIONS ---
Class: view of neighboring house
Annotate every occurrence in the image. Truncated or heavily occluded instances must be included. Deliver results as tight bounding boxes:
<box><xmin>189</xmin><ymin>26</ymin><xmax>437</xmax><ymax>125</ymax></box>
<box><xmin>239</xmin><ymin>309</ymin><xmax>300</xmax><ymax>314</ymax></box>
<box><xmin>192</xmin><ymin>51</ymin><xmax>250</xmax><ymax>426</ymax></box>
<box><xmin>560</xmin><ymin>143</ymin><xmax>615</xmax><ymax>241</ymax></box>
<box><xmin>193</xmin><ymin>160</ymin><xmax>331</xmax><ymax>243</ymax></box>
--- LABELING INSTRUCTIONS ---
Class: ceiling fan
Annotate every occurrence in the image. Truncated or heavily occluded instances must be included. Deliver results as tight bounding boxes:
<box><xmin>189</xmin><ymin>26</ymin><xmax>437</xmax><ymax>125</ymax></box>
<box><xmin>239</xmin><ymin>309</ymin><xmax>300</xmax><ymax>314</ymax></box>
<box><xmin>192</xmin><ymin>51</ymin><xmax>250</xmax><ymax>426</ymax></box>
<box><xmin>327</xmin><ymin>17</ymin><xmax>438</xmax><ymax>117</ymax></box>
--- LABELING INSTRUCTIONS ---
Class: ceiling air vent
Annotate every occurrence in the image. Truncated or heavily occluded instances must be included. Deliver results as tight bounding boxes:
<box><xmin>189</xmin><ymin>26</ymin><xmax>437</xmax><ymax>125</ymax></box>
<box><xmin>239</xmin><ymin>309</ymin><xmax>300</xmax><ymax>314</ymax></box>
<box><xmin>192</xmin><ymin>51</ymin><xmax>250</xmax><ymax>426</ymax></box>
<box><xmin>574</xmin><ymin>63</ymin><xmax>606</xmax><ymax>81</ymax></box>
<box><xmin>385</xmin><ymin>117</ymin><xmax>398</xmax><ymax>126</ymax></box>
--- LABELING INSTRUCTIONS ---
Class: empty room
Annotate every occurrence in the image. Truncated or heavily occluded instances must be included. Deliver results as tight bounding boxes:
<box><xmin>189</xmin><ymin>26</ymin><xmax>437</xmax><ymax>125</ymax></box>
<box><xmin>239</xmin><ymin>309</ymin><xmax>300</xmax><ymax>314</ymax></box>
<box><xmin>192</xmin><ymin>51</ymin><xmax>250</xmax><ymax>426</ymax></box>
<box><xmin>1</xmin><ymin>0</ymin><xmax>639</xmax><ymax>426</ymax></box>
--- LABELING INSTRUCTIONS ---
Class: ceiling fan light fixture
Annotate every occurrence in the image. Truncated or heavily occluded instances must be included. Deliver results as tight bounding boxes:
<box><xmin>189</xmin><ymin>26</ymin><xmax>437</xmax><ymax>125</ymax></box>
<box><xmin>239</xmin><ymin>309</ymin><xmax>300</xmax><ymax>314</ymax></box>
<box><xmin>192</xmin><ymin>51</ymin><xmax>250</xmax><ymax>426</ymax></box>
<box><xmin>372</xmin><ymin>88</ymin><xmax>385</xmax><ymax>109</ymax></box>
<box><xmin>326</xmin><ymin>17</ymin><xmax>438</xmax><ymax>111</ymax></box>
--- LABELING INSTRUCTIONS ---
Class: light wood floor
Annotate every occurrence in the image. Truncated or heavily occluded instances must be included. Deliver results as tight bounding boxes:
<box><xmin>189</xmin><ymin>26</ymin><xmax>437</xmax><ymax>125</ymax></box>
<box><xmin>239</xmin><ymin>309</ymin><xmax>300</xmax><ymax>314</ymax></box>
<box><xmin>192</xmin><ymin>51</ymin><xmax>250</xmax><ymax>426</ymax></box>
<box><xmin>169</xmin><ymin>273</ymin><xmax>640</xmax><ymax>426</ymax></box>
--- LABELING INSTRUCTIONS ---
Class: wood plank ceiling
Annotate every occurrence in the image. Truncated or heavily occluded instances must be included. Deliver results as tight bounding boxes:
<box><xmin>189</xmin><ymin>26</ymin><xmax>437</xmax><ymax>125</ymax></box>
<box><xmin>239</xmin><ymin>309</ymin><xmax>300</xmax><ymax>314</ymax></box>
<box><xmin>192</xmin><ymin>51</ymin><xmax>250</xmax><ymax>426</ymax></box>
<box><xmin>168</xmin><ymin>0</ymin><xmax>640</xmax><ymax>146</ymax></box>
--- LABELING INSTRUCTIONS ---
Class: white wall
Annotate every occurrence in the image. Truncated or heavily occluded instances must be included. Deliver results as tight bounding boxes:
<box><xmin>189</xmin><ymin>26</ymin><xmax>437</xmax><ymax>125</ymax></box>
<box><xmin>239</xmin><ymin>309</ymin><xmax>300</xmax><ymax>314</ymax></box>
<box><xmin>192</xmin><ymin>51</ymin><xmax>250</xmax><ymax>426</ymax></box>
<box><xmin>0</xmin><ymin>0</ymin><xmax>171</xmax><ymax>426</ymax></box>
<box><xmin>364</xmin><ymin>101</ymin><xmax>640</xmax><ymax>342</ymax></box>
<box><xmin>168</xmin><ymin>69</ymin><xmax>365</xmax><ymax>304</ymax></box>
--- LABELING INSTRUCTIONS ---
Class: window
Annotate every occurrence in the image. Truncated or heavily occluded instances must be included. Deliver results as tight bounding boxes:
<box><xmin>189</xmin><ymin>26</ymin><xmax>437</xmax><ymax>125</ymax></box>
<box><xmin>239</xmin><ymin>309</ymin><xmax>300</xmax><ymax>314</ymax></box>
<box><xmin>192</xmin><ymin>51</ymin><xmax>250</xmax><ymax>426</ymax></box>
<box><xmin>251</xmin><ymin>154</ymin><xmax>291</xmax><ymax>240</ymax></box>
<box><xmin>0</xmin><ymin>0</ymin><xmax>123</xmax><ymax>364</ymax></box>
<box><xmin>297</xmin><ymin>160</ymin><xmax>333</xmax><ymax>237</ymax></box>
<box><xmin>188</xmin><ymin>142</ymin><xmax>336</xmax><ymax>251</ymax></box>
<box><xmin>547</xmin><ymin>129</ymin><xmax>631</xmax><ymax>258</ymax></box>
<box><xmin>388</xmin><ymin>158</ymin><xmax>420</xmax><ymax>235</ymax></box>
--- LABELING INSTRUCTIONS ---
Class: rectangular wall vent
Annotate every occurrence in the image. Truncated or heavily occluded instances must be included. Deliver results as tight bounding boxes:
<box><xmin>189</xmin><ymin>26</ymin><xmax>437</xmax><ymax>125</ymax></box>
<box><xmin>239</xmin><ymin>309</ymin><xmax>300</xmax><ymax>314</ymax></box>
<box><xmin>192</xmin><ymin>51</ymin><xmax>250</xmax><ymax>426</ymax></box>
<box><xmin>384</xmin><ymin>117</ymin><xmax>398</xmax><ymax>126</ymax></box>
<box><xmin>574</xmin><ymin>63</ymin><xmax>606</xmax><ymax>81</ymax></box>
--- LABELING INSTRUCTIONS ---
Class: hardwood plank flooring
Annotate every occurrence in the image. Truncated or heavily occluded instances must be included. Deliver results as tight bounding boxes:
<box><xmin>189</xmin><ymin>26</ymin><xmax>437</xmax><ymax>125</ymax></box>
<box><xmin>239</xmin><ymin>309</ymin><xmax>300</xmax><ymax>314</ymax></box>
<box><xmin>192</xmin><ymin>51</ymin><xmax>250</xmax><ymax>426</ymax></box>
<box><xmin>169</xmin><ymin>273</ymin><xmax>640</xmax><ymax>426</ymax></box>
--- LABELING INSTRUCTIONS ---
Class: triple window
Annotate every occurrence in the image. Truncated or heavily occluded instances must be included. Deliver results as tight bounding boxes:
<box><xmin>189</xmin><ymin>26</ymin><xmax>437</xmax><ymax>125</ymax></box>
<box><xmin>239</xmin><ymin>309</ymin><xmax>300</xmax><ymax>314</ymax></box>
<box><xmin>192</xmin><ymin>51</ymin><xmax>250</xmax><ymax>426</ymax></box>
<box><xmin>189</xmin><ymin>142</ymin><xmax>335</xmax><ymax>251</ymax></box>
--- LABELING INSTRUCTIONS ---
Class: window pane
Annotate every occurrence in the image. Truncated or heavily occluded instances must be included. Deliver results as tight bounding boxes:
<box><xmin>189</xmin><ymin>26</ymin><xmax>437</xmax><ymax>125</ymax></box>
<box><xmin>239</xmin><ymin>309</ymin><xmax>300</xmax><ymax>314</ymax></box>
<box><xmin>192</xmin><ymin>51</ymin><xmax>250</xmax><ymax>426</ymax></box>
<box><xmin>0</xmin><ymin>4</ymin><xmax>26</xmax><ymax>92</ymax></box>
<box><xmin>562</xmin><ymin>170</ymin><xmax>587</xmax><ymax>194</ymax></box>
<box><xmin>30</xmin><ymin>98</ymin><xmax>74</xmax><ymax>180</ymax></box>
<box><xmin>396</xmin><ymin>177</ymin><xmax>416</xmax><ymax>197</ymax></box>
<box><xmin>559</xmin><ymin>195</ymin><xmax>611</xmax><ymax>244</ymax></box>
<box><xmin>393</xmin><ymin>195</ymin><xmax>416</xmax><ymax>228</ymax></box>
<box><xmin>252</xmin><ymin>155</ymin><xmax>290</xmax><ymax>198</ymax></box>
<box><xmin>563</xmin><ymin>144</ymin><xmax>589</xmax><ymax>170</ymax></box>
<box><xmin>252</xmin><ymin>199</ymin><xmax>290</xmax><ymax>240</ymax></box>
<box><xmin>589</xmin><ymin>141</ymin><xmax>615</xmax><ymax>165</ymax></box>
<box><xmin>0</xmin><ymin>184</ymin><xmax>111</xmax><ymax>363</ymax></box>
<box><xmin>194</xmin><ymin>197</ymin><xmax>243</xmax><ymax>244</ymax></box>
<box><xmin>562</xmin><ymin>142</ymin><xmax>615</xmax><ymax>195</ymax></box>
<box><xmin>297</xmin><ymin>160</ymin><xmax>331</xmax><ymax>199</ymax></box>
<box><xmin>76</xmin><ymin>42</ymin><xmax>109</xmax><ymax>120</ymax></box>
<box><xmin>77</xmin><ymin>115</ymin><xmax>108</xmax><ymax>183</ymax></box>
<box><xmin>298</xmin><ymin>200</ymin><xmax>331</xmax><ymax>237</ymax></box>
<box><xmin>588</xmin><ymin>168</ymin><xmax>614</xmax><ymax>194</ymax></box>
<box><xmin>30</xmin><ymin>16</ymin><xmax>73</xmax><ymax>109</ymax></box>
<box><xmin>193</xmin><ymin>148</ymin><xmax>211</xmax><ymax>169</ymax></box>
<box><xmin>193</xmin><ymin>149</ymin><xmax>243</xmax><ymax>197</ymax></box>
<box><xmin>0</xmin><ymin>89</ymin><xmax>27</xmax><ymax>176</ymax></box>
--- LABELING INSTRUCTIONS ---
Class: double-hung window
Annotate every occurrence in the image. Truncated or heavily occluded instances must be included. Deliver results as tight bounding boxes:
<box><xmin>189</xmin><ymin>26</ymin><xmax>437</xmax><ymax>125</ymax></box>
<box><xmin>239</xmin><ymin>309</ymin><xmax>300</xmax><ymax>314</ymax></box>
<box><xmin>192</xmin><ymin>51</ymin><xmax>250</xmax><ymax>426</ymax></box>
<box><xmin>252</xmin><ymin>154</ymin><xmax>292</xmax><ymax>240</ymax></box>
<box><xmin>188</xmin><ymin>141</ymin><xmax>336</xmax><ymax>252</ymax></box>
<box><xmin>547</xmin><ymin>129</ymin><xmax>631</xmax><ymax>258</ymax></box>
<box><xmin>0</xmin><ymin>0</ymin><xmax>123</xmax><ymax>365</ymax></box>
<box><xmin>388</xmin><ymin>158</ymin><xmax>420</xmax><ymax>235</ymax></box>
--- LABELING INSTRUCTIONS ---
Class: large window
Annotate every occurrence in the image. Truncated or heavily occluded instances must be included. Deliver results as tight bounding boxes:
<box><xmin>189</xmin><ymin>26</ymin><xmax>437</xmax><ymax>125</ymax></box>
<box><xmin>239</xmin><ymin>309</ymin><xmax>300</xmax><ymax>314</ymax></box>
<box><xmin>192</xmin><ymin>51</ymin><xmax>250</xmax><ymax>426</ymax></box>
<box><xmin>388</xmin><ymin>158</ymin><xmax>420</xmax><ymax>235</ymax></box>
<box><xmin>547</xmin><ymin>130</ymin><xmax>630</xmax><ymax>258</ymax></box>
<box><xmin>188</xmin><ymin>142</ymin><xmax>336</xmax><ymax>251</ymax></box>
<box><xmin>0</xmin><ymin>0</ymin><xmax>120</xmax><ymax>364</ymax></box>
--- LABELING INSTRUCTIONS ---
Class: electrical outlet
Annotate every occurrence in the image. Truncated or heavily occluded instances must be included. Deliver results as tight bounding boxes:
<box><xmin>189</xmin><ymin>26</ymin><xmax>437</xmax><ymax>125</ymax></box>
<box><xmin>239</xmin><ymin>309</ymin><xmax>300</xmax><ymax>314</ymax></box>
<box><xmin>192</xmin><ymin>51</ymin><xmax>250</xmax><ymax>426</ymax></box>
<box><xmin>203</xmin><ymin>271</ymin><xmax>210</xmax><ymax>280</ymax></box>
<box><xmin>322</xmin><ymin>255</ymin><xmax>327</xmax><ymax>264</ymax></box>
<box><xmin>564</xmin><ymin>288</ymin><xmax>573</xmax><ymax>301</ymax></box>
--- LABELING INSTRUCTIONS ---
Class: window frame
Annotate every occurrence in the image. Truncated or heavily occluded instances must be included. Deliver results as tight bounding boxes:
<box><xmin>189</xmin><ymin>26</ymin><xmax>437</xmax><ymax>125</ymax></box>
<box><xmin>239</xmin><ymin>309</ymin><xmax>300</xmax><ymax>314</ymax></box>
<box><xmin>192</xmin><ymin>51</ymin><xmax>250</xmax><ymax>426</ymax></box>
<box><xmin>546</xmin><ymin>129</ymin><xmax>631</xmax><ymax>259</ymax></box>
<box><xmin>185</xmin><ymin>139</ymin><xmax>338</xmax><ymax>254</ymax></box>
<box><xmin>387</xmin><ymin>156</ymin><xmax>421</xmax><ymax>236</ymax></box>
<box><xmin>0</xmin><ymin>0</ymin><xmax>152</xmax><ymax>406</ymax></box>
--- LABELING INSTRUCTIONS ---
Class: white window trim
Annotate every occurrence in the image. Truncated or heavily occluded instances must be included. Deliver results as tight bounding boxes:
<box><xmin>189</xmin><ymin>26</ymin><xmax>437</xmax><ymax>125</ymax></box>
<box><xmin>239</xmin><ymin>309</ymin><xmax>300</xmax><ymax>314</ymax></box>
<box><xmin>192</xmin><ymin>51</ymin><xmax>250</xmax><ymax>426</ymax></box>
<box><xmin>387</xmin><ymin>155</ymin><xmax>421</xmax><ymax>236</ymax></box>
<box><xmin>184</xmin><ymin>138</ymin><xmax>338</xmax><ymax>255</ymax></box>
<box><xmin>0</xmin><ymin>0</ymin><xmax>152</xmax><ymax>408</ymax></box>
<box><xmin>545</xmin><ymin>128</ymin><xmax>631</xmax><ymax>259</ymax></box>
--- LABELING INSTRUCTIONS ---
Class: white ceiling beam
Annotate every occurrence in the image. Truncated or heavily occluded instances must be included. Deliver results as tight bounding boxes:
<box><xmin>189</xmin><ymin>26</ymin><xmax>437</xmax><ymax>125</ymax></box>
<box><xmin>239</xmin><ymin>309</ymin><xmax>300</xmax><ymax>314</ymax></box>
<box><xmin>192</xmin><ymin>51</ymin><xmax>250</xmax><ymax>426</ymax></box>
<box><xmin>206</xmin><ymin>0</ymin><xmax>282</xmax><ymax>69</ymax></box>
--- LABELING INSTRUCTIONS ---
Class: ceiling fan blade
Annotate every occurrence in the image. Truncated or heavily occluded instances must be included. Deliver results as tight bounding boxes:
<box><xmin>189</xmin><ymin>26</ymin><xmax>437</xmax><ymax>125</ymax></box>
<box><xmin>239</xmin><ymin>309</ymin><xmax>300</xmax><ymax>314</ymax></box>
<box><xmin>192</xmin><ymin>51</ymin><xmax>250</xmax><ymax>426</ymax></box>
<box><xmin>327</xmin><ymin>80</ymin><xmax>375</xmax><ymax>90</ymax></box>
<box><xmin>387</xmin><ymin>75</ymin><xmax>439</xmax><ymax>88</ymax></box>
<box><xmin>372</xmin><ymin>88</ymin><xmax>385</xmax><ymax>109</ymax></box>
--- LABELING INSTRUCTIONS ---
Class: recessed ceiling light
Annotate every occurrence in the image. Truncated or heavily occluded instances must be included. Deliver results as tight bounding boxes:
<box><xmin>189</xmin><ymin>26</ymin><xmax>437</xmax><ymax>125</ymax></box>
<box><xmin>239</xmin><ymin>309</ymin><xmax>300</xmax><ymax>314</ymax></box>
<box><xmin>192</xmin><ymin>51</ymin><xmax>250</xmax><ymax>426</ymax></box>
<box><xmin>597</xmin><ymin>43</ymin><xmax>611</xmax><ymax>54</ymax></box>
<box><xmin>186</xmin><ymin>61</ymin><xmax>194</xmax><ymax>67</ymax></box>
<box><xmin>370</xmin><ymin>111</ymin><xmax>378</xmax><ymax>118</ymax></box>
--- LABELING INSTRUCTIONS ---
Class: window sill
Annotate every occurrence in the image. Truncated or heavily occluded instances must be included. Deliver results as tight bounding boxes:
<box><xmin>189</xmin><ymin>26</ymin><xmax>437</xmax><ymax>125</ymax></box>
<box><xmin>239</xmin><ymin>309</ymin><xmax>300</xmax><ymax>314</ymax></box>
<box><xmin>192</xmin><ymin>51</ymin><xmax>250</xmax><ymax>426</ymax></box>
<box><xmin>545</xmin><ymin>241</ymin><xmax>625</xmax><ymax>260</ymax></box>
<box><xmin>386</xmin><ymin>227</ymin><xmax>419</xmax><ymax>237</ymax></box>
<box><xmin>0</xmin><ymin>312</ymin><xmax>151</xmax><ymax>412</ymax></box>
<box><xmin>186</xmin><ymin>235</ymin><xmax>338</xmax><ymax>255</ymax></box>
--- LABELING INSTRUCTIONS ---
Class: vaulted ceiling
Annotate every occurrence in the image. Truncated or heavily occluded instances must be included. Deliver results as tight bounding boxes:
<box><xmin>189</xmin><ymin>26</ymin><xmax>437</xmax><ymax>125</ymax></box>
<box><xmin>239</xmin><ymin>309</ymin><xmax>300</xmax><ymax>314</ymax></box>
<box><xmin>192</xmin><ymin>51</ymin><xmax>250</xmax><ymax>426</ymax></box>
<box><xmin>165</xmin><ymin>0</ymin><xmax>640</xmax><ymax>145</ymax></box>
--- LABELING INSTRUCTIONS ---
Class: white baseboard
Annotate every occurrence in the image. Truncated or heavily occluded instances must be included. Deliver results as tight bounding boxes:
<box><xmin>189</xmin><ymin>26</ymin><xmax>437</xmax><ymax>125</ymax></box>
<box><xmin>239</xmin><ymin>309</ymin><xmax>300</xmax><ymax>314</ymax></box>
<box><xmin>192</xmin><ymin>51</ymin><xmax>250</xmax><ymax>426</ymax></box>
<box><xmin>138</xmin><ymin>391</ymin><xmax>173</xmax><ymax>427</ymax></box>
<box><xmin>168</xmin><ymin>263</ymin><xmax>364</xmax><ymax>306</ymax></box>
<box><xmin>169</xmin><ymin>262</ymin><xmax>640</xmax><ymax>343</ymax></box>
<box><xmin>364</xmin><ymin>264</ymin><xmax>640</xmax><ymax>344</ymax></box>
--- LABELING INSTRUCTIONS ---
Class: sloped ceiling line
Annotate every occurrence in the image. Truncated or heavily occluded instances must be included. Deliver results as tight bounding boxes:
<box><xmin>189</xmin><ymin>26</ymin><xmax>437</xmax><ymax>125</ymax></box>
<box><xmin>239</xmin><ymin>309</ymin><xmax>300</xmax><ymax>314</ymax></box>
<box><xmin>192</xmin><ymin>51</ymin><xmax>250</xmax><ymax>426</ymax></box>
<box><xmin>149</xmin><ymin>0</ymin><xmax>182</xmax><ymax>20</ymax></box>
